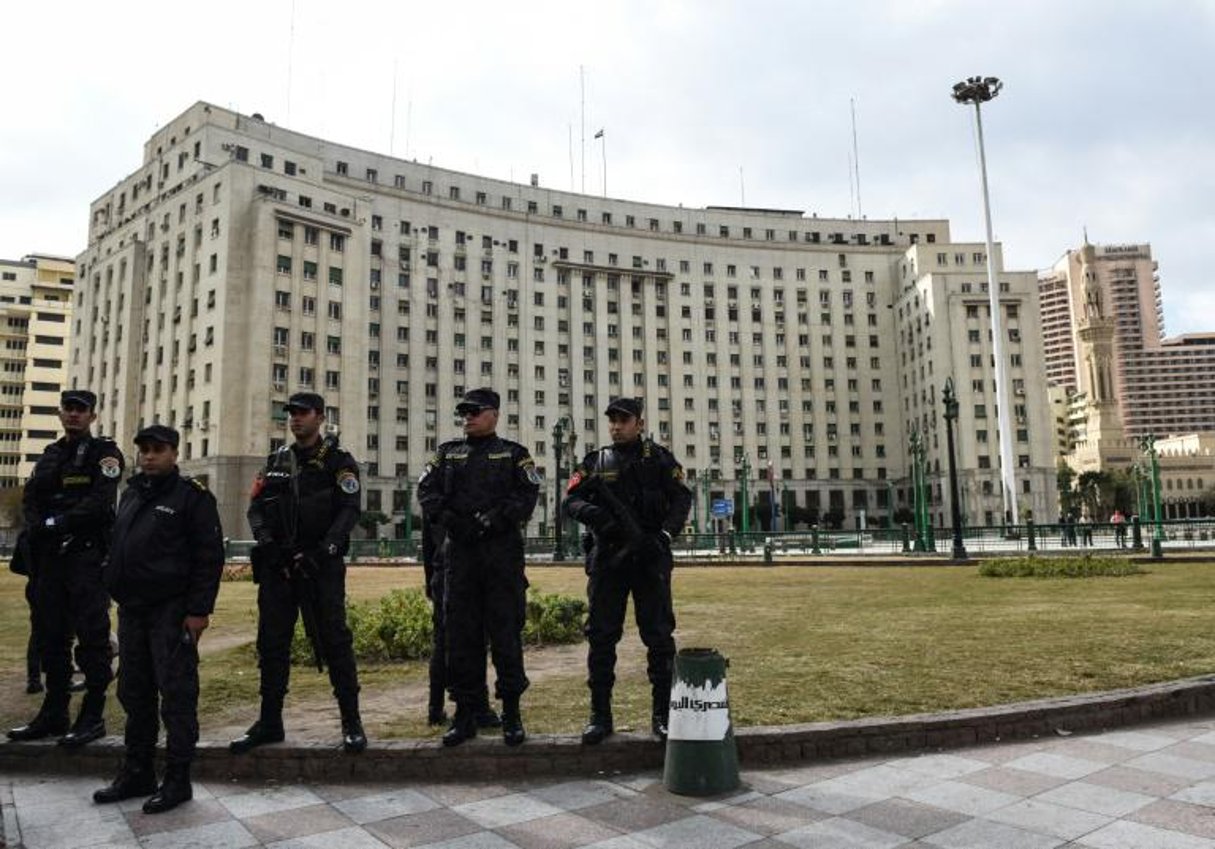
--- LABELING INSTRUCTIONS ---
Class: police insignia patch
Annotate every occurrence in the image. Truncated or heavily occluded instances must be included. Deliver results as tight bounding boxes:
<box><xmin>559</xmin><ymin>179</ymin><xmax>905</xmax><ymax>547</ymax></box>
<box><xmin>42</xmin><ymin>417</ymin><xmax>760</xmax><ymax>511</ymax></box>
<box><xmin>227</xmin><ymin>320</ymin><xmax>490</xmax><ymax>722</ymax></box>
<box><xmin>99</xmin><ymin>457</ymin><xmax>121</xmax><ymax>479</ymax></box>
<box><xmin>566</xmin><ymin>470</ymin><xmax>584</xmax><ymax>493</ymax></box>
<box><xmin>526</xmin><ymin>464</ymin><xmax>542</xmax><ymax>485</ymax></box>
<box><xmin>338</xmin><ymin>472</ymin><xmax>360</xmax><ymax>494</ymax></box>
<box><xmin>672</xmin><ymin>466</ymin><xmax>685</xmax><ymax>482</ymax></box>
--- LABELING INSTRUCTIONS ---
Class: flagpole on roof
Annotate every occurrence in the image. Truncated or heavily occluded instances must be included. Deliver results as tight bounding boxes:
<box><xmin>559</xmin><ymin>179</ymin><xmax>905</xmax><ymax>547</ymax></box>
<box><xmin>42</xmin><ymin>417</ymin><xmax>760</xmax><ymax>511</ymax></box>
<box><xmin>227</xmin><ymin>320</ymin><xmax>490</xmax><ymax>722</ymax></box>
<box><xmin>595</xmin><ymin>128</ymin><xmax>606</xmax><ymax>197</ymax></box>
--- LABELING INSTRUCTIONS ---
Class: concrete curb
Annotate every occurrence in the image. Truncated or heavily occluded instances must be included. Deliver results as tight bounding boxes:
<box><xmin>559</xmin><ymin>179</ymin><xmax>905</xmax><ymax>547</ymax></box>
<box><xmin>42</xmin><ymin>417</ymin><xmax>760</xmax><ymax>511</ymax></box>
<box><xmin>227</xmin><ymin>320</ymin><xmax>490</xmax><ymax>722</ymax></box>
<box><xmin>4</xmin><ymin>674</ymin><xmax>1215</xmax><ymax>783</ymax></box>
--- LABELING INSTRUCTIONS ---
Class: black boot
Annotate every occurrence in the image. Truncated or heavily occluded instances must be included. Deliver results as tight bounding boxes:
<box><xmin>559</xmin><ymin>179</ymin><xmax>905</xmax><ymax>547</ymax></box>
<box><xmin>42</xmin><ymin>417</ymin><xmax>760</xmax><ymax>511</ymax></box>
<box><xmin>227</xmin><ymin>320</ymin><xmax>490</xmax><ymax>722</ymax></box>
<box><xmin>581</xmin><ymin>689</ymin><xmax>614</xmax><ymax>746</ymax></box>
<box><xmin>93</xmin><ymin>759</ymin><xmax>157</xmax><ymax>804</ymax></box>
<box><xmin>475</xmin><ymin>703</ymin><xmax>502</xmax><ymax>729</ymax></box>
<box><xmin>7</xmin><ymin>701</ymin><xmax>70</xmax><ymax>741</ymax></box>
<box><xmin>651</xmin><ymin>684</ymin><xmax>670</xmax><ymax>743</ymax></box>
<box><xmin>427</xmin><ymin>703</ymin><xmax>449</xmax><ymax>726</ymax></box>
<box><xmin>143</xmin><ymin>764</ymin><xmax>192</xmax><ymax>814</ymax></box>
<box><xmin>338</xmin><ymin>696</ymin><xmax>367</xmax><ymax>754</ymax></box>
<box><xmin>229</xmin><ymin>702</ymin><xmax>285</xmax><ymax>754</ymax></box>
<box><xmin>60</xmin><ymin>689</ymin><xmax>107</xmax><ymax>748</ymax></box>
<box><xmin>501</xmin><ymin>696</ymin><xmax>526</xmax><ymax>747</ymax></box>
<box><xmin>441</xmin><ymin>705</ymin><xmax>477</xmax><ymax>748</ymax></box>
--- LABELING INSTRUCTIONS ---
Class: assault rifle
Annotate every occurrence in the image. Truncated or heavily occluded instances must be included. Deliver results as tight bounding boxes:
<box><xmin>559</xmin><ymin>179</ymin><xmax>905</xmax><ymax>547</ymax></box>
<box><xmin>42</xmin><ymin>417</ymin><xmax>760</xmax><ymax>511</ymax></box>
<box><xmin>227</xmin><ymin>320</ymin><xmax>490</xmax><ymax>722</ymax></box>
<box><xmin>577</xmin><ymin>475</ymin><xmax>651</xmax><ymax>569</ymax></box>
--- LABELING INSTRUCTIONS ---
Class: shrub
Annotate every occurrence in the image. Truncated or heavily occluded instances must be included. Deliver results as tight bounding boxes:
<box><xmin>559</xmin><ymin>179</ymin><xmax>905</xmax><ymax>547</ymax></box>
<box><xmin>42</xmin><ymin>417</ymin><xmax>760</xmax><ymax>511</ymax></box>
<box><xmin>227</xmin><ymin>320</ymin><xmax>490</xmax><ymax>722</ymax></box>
<box><xmin>979</xmin><ymin>555</ymin><xmax>1144</xmax><ymax>578</ymax></box>
<box><xmin>222</xmin><ymin>563</ymin><xmax>253</xmax><ymax>582</ymax></box>
<box><xmin>291</xmin><ymin>587</ymin><xmax>586</xmax><ymax>665</ymax></box>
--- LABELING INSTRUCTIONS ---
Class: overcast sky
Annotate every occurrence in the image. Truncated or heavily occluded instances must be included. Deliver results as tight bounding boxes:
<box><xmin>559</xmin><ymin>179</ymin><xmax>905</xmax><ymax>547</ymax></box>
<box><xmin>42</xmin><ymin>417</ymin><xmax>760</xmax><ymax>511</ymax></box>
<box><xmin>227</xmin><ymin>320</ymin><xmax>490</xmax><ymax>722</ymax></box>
<box><xmin>3</xmin><ymin>1</ymin><xmax>1213</xmax><ymax>334</ymax></box>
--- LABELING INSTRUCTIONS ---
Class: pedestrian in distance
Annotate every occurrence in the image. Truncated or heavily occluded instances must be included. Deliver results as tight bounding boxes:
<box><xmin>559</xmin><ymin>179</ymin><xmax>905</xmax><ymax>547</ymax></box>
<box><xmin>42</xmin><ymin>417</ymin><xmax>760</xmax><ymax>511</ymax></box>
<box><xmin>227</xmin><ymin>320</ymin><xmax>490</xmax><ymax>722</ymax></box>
<box><xmin>230</xmin><ymin>392</ymin><xmax>367</xmax><ymax>755</ymax></box>
<box><xmin>92</xmin><ymin>425</ymin><xmax>224</xmax><ymax>814</ymax></box>
<box><xmin>417</xmin><ymin>388</ymin><xmax>540</xmax><ymax>748</ymax></box>
<box><xmin>8</xmin><ymin>389</ymin><xmax>122</xmax><ymax>748</ymax></box>
<box><xmin>564</xmin><ymin>397</ymin><xmax>692</xmax><ymax>744</ymax></box>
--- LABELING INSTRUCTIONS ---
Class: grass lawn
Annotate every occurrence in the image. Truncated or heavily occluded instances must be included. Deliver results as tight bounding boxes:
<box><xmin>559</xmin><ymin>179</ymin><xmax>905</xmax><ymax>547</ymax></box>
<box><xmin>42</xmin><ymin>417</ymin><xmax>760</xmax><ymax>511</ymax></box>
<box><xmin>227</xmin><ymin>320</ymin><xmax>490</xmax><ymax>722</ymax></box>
<box><xmin>2</xmin><ymin>561</ymin><xmax>1215</xmax><ymax>740</ymax></box>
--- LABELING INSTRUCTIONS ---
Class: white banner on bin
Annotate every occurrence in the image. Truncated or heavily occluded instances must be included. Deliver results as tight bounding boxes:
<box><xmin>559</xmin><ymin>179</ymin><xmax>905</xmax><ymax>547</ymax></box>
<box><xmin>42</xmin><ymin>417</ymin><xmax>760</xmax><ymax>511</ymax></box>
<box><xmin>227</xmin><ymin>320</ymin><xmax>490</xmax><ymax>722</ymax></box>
<box><xmin>668</xmin><ymin>678</ymin><xmax>731</xmax><ymax>741</ymax></box>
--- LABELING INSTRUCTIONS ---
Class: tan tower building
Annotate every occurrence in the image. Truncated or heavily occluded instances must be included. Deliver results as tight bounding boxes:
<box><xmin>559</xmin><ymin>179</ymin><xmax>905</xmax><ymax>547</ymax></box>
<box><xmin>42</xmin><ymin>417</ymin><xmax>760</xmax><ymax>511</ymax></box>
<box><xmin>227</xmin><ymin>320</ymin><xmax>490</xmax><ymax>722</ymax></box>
<box><xmin>0</xmin><ymin>254</ymin><xmax>75</xmax><ymax>493</ymax></box>
<box><xmin>73</xmin><ymin>102</ymin><xmax>1059</xmax><ymax>535</ymax></box>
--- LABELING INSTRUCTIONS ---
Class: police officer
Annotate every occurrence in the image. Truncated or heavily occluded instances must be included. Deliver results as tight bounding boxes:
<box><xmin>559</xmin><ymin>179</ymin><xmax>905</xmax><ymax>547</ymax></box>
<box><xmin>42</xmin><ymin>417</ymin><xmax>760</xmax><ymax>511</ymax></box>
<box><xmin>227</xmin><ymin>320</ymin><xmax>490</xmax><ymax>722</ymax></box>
<box><xmin>230</xmin><ymin>392</ymin><xmax>366</xmax><ymax>754</ymax></box>
<box><xmin>418</xmin><ymin>388</ymin><xmax>540</xmax><ymax>747</ymax></box>
<box><xmin>564</xmin><ymin>397</ymin><xmax>692</xmax><ymax>744</ymax></box>
<box><xmin>92</xmin><ymin>425</ymin><xmax>224</xmax><ymax>814</ymax></box>
<box><xmin>422</xmin><ymin>519</ymin><xmax>500</xmax><ymax>730</ymax></box>
<box><xmin>8</xmin><ymin>389</ymin><xmax>123</xmax><ymax>747</ymax></box>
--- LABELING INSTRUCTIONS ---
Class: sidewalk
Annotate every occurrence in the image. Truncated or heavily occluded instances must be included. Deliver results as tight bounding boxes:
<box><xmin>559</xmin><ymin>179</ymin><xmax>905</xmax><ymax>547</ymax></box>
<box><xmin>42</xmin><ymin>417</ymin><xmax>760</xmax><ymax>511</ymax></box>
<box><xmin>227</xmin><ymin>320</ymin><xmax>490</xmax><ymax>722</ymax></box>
<box><xmin>7</xmin><ymin>715</ymin><xmax>1215</xmax><ymax>848</ymax></box>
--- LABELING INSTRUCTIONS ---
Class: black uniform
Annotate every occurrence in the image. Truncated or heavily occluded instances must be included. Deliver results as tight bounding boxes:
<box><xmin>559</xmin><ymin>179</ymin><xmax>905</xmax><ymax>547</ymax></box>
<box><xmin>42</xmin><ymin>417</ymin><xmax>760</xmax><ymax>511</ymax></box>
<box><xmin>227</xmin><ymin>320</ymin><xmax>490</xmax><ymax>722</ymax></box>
<box><xmin>247</xmin><ymin>436</ymin><xmax>362</xmax><ymax>718</ymax></box>
<box><xmin>104</xmin><ymin>470</ymin><xmax>223</xmax><ymax>768</ymax></box>
<box><xmin>17</xmin><ymin>433</ymin><xmax>123</xmax><ymax>730</ymax></box>
<box><xmin>564</xmin><ymin>438</ymin><xmax>692</xmax><ymax>722</ymax></box>
<box><xmin>417</xmin><ymin>434</ymin><xmax>539</xmax><ymax>710</ymax></box>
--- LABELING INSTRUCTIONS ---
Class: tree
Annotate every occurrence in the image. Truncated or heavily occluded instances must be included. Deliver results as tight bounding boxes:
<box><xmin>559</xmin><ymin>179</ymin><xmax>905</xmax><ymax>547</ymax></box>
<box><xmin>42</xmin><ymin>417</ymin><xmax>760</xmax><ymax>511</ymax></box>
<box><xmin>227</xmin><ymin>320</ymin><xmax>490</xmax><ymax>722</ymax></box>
<box><xmin>357</xmin><ymin>510</ymin><xmax>390</xmax><ymax>538</ymax></box>
<box><xmin>893</xmin><ymin>506</ymin><xmax>915</xmax><ymax>525</ymax></box>
<box><xmin>822</xmin><ymin>508</ymin><xmax>845</xmax><ymax>530</ymax></box>
<box><xmin>1057</xmin><ymin>463</ymin><xmax>1079</xmax><ymax>519</ymax></box>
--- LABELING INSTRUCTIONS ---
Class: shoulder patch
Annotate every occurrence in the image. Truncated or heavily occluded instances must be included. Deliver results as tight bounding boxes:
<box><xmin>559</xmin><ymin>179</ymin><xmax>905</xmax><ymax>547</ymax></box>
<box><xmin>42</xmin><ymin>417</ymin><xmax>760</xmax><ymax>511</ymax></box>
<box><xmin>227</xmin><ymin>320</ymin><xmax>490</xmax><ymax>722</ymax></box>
<box><xmin>520</xmin><ymin>458</ymin><xmax>542</xmax><ymax>486</ymax></box>
<box><xmin>187</xmin><ymin>477</ymin><xmax>208</xmax><ymax>491</ymax></box>
<box><xmin>249</xmin><ymin>473</ymin><xmax>266</xmax><ymax>499</ymax></box>
<box><xmin>566</xmin><ymin>470</ymin><xmax>584</xmax><ymax>493</ymax></box>
<box><xmin>99</xmin><ymin>456</ymin><xmax>122</xmax><ymax>478</ymax></box>
<box><xmin>672</xmin><ymin>466</ymin><xmax>685</xmax><ymax>482</ymax></box>
<box><xmin>337</xmin><ymin>470</ymin><xmax>360</xmax><ymax>494</ymax></box>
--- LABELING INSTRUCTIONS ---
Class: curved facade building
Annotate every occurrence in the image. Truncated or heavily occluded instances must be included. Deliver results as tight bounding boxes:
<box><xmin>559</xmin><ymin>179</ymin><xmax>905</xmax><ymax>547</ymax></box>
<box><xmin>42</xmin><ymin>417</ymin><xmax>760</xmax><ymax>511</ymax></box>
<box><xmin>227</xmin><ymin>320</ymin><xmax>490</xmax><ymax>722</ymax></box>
<box><xmin>73</xmin><ymin>102</ymin><xmax>1057</xmax><ymax>537</ymax></box>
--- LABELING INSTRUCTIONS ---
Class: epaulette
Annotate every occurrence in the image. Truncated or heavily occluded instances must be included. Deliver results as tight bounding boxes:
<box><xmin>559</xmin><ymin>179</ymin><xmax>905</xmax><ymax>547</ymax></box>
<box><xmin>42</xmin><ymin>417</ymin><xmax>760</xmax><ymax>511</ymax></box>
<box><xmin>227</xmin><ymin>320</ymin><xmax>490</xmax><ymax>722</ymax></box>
<box><xmin>184</xmin><ymin>476</ymin><xmax>208</xmax><ymax>492</ymax></box>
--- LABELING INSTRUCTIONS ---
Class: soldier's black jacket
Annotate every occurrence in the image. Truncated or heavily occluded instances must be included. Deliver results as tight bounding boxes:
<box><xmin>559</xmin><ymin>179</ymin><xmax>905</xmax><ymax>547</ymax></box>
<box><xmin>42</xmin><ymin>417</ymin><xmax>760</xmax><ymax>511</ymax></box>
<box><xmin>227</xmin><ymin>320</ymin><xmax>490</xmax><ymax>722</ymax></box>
<box><xmin>416</xmin><ymin>434</ymin><xmax>540</xmax><ymax>534</ymax></box>
<box><xmin>247</xmin><ymin>436</ymin><xmax>362</xmax><ymax>553</ymax></box>
<box><xmin>564</xmin><ymin>438</ymin><xmax>692</xmax><ymax>537</ymax></box>
<box><xmin>103</xmin><ymin>470</ymin><xmax>224</xmax><ymax>615</ymax></box>
<box><xmin>23</xmin><ymin>433</ymin><xmax>124</xmax><ymax>543</ymax></box>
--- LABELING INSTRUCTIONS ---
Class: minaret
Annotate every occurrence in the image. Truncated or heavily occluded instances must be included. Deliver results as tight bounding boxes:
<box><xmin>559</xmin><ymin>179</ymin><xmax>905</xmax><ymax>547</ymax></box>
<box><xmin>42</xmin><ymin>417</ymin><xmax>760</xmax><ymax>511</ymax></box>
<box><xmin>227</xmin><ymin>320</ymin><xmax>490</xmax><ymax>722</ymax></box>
<box><xmin>1073</xmin><ymin>242</ymin><xmax>1125</xmax><ymax>470</ymax></box>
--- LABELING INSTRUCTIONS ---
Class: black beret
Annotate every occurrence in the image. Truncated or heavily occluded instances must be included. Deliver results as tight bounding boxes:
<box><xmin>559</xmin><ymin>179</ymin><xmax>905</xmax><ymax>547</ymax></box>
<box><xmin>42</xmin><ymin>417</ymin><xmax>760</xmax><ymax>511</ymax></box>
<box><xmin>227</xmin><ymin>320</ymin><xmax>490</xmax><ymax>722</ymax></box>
<box><xmin>605</xmin><ymin>397</ymin><xmax>643</xmax><ymax>418</ymax></box>
<box><xmin>134</xmin><ymin>424</ymin><xmax>180</xmax><ymax>449</ymax></box>
<box><xmin>456</xmin><ymin>387</ymin><xmax>500</xmax><ymax>414</ymax></box>
<box><xmin>61</xmin><ymin>389</ymin><xmax>97</xmax><ymax>409</ymax></box>
<box><xmin>284</xmin><ymin>392</ymin><xmax>325</xmax><ymax>414</ymax></box>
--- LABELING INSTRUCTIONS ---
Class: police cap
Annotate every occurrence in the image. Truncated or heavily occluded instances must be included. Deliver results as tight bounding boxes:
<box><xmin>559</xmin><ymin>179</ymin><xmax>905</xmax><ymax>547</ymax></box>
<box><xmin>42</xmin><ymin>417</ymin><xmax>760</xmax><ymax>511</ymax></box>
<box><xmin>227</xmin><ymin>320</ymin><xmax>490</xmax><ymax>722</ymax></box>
<box><xmin>61</xmin><ymin>389</ymin><xmax>97</xmax><ymax>410</ymax></box>
<box><xmin>605</xmin><ymin>397</ymin><xmax>643</xmax><ymax>419</ymax></box>
<box><xmin>134</xmin><ymin>424</ymin><xmax>180</xmax><ymax>450</ymax></box>
<box><xmin>284</xmin><ymin>392</ymin><xmax>325</xmax><ymax>414</ymax></box>
<box><xmin>456</xmin><ymin>387</ymin><xmax>500</xmax><ymax>415</ymax></box>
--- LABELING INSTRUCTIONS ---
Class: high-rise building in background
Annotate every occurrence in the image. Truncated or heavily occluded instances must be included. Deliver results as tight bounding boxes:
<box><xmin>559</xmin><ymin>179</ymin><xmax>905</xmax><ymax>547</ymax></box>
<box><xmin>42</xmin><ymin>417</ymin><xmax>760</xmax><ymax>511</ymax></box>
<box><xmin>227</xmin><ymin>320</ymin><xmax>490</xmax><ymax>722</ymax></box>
<box><xmin>0</xmin><ymin>254</ymin><xmax>75</xmax><ymax>489</ymax></box>
<box><xmin>73</xmin><ymin>102</ymin><xmax>1058</xmax><ymax>535</ymax></box>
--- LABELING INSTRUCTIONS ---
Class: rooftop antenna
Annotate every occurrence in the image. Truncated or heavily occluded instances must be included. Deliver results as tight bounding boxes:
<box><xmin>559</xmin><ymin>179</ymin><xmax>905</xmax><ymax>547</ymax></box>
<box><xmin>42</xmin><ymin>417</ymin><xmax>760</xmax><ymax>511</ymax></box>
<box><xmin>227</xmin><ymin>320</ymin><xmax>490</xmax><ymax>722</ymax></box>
<box><xmin>569</xmin><ymin>123</ymin><xmax>575</xmax><ymax>191</ymax></box>
<box><xmin>851</xmin><ymin>97</ymin><xmax>863</xmax><ymax>218</ymax></box>
<box><xmin>389</xmin><ymin>59</ymin><xmax>398</xmax><ymax>155</ymax></box>
<box><xmin>580</xmin><ymin>66</ymin><xmax>586</xmax><ymax>193</ymax></box>
<box><xmin>285</xmin><ymin>0</ymin><xmax>296</xmax><ymax>123</ymax></box>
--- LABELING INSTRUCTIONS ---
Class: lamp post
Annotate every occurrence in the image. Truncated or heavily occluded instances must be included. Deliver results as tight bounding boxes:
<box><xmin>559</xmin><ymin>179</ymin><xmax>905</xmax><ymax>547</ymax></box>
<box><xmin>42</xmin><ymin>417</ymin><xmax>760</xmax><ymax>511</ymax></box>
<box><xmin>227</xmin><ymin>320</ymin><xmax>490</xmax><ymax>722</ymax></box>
<box><xmin>403</xmin><ymin>478</ymin><xmax>414</xmax><ymax>552</ymax></box>
<box><xmin>736</xmin><ymin>450</ymin><xmax>752</xmax><ymax>537</ymax></box>
<box><xmin>552</xmin><ymin>416</ymin><xmax>572</xmax><ymax>561</ymax></box>
<box><xmin>942</xmin><ymin>378</ymin><xmax>968</xmax><ymax>561</ymax></box>
<box><xmin>952</xmin><ymin>75</ymin><xmax>1017</xmax><ymax>528</ymax></box>
<box><xmin>1140</xmin><ymin>434</ymin><xmax>1164</xmax><ymax>559</ymax></box>
<box><xmin>909</xmin><ymin>425</ymin><xmax>925</xmax><ymax>552</ymax></box>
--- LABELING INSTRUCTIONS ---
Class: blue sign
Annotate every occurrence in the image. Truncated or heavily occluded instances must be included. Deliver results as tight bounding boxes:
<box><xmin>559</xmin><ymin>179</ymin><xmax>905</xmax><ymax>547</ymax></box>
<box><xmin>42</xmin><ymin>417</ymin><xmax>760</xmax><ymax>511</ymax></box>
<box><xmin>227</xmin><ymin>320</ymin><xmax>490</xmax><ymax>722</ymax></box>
<box><xmin>710</xmin><ymin>498</ymin><xmax>734</xmax><ymax>518</ymax></box>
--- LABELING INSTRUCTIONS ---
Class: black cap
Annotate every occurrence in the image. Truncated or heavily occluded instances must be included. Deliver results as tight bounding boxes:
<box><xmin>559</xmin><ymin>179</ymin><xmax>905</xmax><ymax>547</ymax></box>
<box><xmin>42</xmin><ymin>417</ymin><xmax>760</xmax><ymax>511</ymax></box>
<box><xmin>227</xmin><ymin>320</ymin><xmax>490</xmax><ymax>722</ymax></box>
<box><xmin>134</xmin><ymin>424</ymin><xmax>180</xmax><ymax>449</ymax></box>
<box><xmin>605</xmin><ymin>397</ymin><xmax>643</xmax><ymax>418</ymax></box>
<box><xmin>284</xmin><ymin>392</ymin><xmax>325</xmax><ymax>414</ymax></box>
<box><xmin>61</xmin><ymin>389</ymin><xmax>97</xmax><ymax>409</ymax></box>
<box><xmin>456</xmin><ymin>387</ymin><xmax>500</xmax><ymax>415</ymax></box>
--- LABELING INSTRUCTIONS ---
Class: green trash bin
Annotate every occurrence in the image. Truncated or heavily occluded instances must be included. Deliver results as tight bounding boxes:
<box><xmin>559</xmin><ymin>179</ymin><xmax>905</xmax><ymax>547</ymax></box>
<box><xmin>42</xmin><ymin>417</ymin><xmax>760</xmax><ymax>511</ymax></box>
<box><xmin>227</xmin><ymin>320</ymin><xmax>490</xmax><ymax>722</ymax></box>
<box><xmin>663</xmin><ymin>647</ymin><xmax>740</xmax><ymax>796</ymax></box>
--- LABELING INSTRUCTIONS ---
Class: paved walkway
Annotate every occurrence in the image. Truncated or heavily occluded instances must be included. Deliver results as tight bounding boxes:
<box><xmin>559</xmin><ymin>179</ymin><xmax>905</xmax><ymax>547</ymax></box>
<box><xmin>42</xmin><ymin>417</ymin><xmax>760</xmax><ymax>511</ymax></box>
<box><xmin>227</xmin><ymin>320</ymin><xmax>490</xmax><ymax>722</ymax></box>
<box><xmin>8</xmin><ymin>716</ymin><xmax>1215</xmax><ymax>848</ymax></box>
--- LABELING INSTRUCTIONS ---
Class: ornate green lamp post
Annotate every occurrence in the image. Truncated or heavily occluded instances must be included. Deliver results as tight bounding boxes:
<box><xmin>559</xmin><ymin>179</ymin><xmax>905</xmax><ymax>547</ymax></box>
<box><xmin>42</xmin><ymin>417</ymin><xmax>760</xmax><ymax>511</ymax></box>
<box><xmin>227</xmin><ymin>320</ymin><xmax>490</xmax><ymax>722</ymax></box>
<box><xmin>942</xmin><ymin>378</ymin><xmax>968</xmax><ymax>561</ymax></box>
<box><xmin>552</xmin><ymin>416</ymin><xmax>573</xmax><ymax>561</ymax></box>
<box><xmin>1140</xmin><ymin>434</ymin><xmax>1164</xmax><ymax>559</ymax></box>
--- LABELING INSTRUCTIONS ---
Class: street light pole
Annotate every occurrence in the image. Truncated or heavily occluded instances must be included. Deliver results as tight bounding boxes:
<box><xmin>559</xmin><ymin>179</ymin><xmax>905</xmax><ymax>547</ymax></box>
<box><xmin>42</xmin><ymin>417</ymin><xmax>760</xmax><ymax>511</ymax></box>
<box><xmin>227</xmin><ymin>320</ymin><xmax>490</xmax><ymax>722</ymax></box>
<box><xmin>910</xmin><ymin>425</ymin><xmax>925</xmax><ymax>552</ymax></box>
<box><xmin>942</xmin><ymin>378</ymin><xmax>968</xmax><ymax>561</ymax></box>
<box><xmin>953</xmin><ymin>75</ymin><xmax>1017</xmax><ymax>528</ymax></box>
<box><xmin>1141</xmin><ymin>434</ymin><xmax>1164</xmax><ymax>559</ymax></box>
<box><xmin>552</xmin><ymin>416</ymin><xmax>570</xmax><ymax>561</ymax></box>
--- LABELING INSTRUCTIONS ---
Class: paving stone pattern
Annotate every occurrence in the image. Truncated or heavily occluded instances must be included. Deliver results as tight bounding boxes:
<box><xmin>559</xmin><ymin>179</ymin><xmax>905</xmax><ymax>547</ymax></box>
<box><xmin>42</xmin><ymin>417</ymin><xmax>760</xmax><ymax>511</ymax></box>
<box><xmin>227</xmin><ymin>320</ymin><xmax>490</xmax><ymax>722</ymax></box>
<box><xmin>9</xmin><ymin>716</ymin><xmax>1215</xmax><ymax>848</ymax></box>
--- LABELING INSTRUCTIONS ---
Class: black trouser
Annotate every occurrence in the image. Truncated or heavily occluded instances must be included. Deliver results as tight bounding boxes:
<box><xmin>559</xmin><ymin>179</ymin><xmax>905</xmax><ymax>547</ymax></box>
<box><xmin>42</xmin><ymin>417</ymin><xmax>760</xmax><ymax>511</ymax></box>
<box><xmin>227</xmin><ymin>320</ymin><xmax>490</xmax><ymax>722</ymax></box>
<box><xmin>24</xmin><ymin>577</ymin><xmax>41</xmax><ymax>683</ymax></box>
<box><xmin>429</xmin><ymin>569</ymin><xmax>490</xmax><ymax>709</ymax></box>
<box><xmin>117</xmin><ymin>599</ymin><xmax>198</xmax><ymax>767</ymax></box>
<box><xmin>584</xmin><ymin>548</ymin><xmax>676</xmax><ymax>695</ymax></box>
<box><xmin>34</xmin><ymin>544</ymin><xmax>113</xmax><ymax>709</ymax></box>
<box><xmin>443</xmin><ymin>534</ymin><xmax>528</xmax><ymax>705</ymax></box>
<box><xmin>256</xmin><ymin>554</ymin><xmax>359</xmax><ymax>707</ymax></box>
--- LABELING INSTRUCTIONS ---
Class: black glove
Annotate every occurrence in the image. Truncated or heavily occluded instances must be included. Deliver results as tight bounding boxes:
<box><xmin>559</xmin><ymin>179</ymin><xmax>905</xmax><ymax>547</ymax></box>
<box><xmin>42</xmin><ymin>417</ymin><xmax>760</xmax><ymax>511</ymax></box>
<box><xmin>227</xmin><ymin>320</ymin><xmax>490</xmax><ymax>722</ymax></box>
<box><xmin>441</xmin><ymin>510</ymin><xmax>480</xmax><ymax>544</ymax></box>
<box><xmin>474</xmin><ymin>507</ymin><xmax>512</xmax><ymax>537</ymax></box>
<box><xmin>581</xmin><ymin>506</ymin><xmax>613</xmax><ymax>532</ymax></box>
<box><xmin>291</xmin><ymin>547</ymin><xmax>324</xmax><ymax>579</ymax></box>
<box><xmin>647</xmin><ymin>530</ymin><xmax>673</xmax><ymax>555</ymax></box>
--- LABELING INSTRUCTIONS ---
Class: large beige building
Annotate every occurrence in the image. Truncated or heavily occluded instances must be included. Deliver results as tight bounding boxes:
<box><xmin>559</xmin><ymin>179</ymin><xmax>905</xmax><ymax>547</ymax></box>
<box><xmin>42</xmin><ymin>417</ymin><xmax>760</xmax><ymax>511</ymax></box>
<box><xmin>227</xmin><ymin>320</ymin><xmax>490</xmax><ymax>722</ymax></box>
<box><xmin>0</xmin><ymin>254</ymin><xmax>75</xmax><ymax>490</ymax></box>
<box><xmin>73</xmin><ymin>102</ymin><xmax>1058</xmax><ymax>535</ymax></box>
<box><xmin>1039</xmin><ymin>242</ymin><xmax>1215</xmax><ymax>438</ymax></box>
